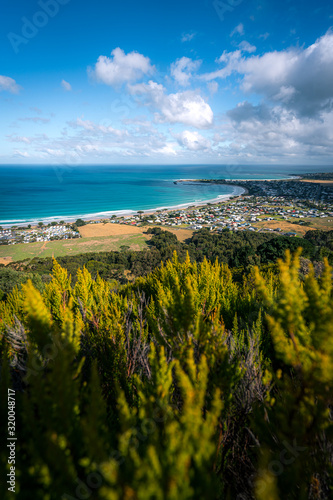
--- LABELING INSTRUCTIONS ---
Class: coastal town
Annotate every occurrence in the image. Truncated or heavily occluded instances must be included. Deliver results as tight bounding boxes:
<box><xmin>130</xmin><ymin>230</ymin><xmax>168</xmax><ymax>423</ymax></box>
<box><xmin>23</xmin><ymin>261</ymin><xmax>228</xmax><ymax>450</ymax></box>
<box><xmin>223</xmin><ymin>178</ymin><xmax>333</xmax><ymax>202</ymax></box>
<box><xmin>0</xmin><ymin>223</ymin><xmax>80</xmax><ymax>246</ymax></box>
<box><xmin>1</xmin><ymin>176</ymin><xmax>333</xmax><ymax>246</ymax></box>
<box><xmin>114</xmin><ymin>190</ymin><xmax>332</xmax><ymax>233</ymax></box>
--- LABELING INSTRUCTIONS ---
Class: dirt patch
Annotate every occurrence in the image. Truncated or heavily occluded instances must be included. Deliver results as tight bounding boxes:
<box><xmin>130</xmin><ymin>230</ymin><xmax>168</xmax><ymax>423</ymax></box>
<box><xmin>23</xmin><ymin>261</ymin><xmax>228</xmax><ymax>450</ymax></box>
<box><xmin>79</xmin><ymin>223</ymin><xmax>148</xmax><ymax>238</ymax></box>
<box><xmin>130</xmin><ymin>244</ymin><xmax>143</xmax><ymax>251</ymax></box>
<box><xmin>82</xmin><ymin>239</ymin><xmax>118</xmax><ymax>247</ymax></box>
<box><xmin>124</xmin><ymin>269</ymin><xmax>135</xmax><ymax>281</ymax></box>
<box><xmin>162</xmin><ymin>228</ymin><xmax>194</xmax><ymax>242</ymax></box>
<box><xmin>254</xmin><ymin>220</ymin><xmax>316</xmax><ymax>236</ymax></box>
<box><xmin>38</xmin><ymin>241</ymin><xmax>48</xmax><ymax>254</ymax></box>
<box><xmin>78</xmin><ymin>223</ymin><xmax>193</xmax><ymax>242</ymax></box>
<box><xmin>0</xmin><ymin>256</ymin><xmax>13</xmax><ymax>266</ymax></box>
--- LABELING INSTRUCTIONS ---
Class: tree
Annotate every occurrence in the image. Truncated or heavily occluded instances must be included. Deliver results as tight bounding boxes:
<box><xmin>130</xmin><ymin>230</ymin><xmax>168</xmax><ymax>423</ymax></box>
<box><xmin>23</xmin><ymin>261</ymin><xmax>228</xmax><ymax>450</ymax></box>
<box><xmin>257</xmin><ymin>236</ymin><xmax>315</xmax><ymax>263</ymax></box>
<box><xmin>75</xmin><ymin>219</ymin><xmax>86</xmax><ymax>227</ymax></box>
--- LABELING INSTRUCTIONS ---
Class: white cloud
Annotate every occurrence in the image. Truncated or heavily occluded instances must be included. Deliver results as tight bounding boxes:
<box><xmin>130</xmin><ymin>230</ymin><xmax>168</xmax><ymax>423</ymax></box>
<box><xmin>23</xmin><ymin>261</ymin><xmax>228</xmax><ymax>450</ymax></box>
<box><xmin>0</xmin><ymin>75</ymin><xmax>21</xmax><ymax>94</ymax></box>
<box><xmin>176</xmin><ymin>130</ymin><xmax>211</xmax><ymax>151</ymax></box>
<box><xmin>230</xmin><ymin>23</ymin><xmax>244</xmax><ymax>37</ymax></box>
<box><xmin>201</xmin><ymin>50</ymin><xmax>243</xmax><ymax>80</ymax></box>
<box><xmin>7</xmin><ymin>135</ymin><xmax>31</xmax><ymax>144</ymax></box>
<box><xmin>7</xmin><ymin>133</ymin><xmax>49</xmax><ymax>144</ymax></box>
<box><xmin>181</xmin><ymin>32</ymin><xmax>196</xmax><ymax>42</ymax></box>
<box><xmin>272</xmin><ymin>85</ymin><xmax>297</xmax><ymax>103</ymax></box>
<box><xmin>90</xmin><ymin>48</ymin><xmax>154</xmax><ymax>87</ymax></box>
<box><xmin>61</xmin><ymin>79</ymin><xmax>72</xmax><ymax>91</ymax></box>
<box><xmin>201</xmin><ymin>30</ymin><xmax>333</xmax><ymax>117</ymax></box>
<box><xmin>19</xmin><ymin>117</ymin><xmax>50</xmax><ymax>124</ymax></box>
<box><xmin>155</xmin><ymin>144</ymin><xmax>178</xmax><ymax>155</ymax></box>
<box><xmin>13</xmin><ymin>150</ymin><xmax>30</xmax><ymax>158</ymax></box>
<box><xmin>72</xmin><ymin>117</ymin><xmax>129</xmax><ymax>138</ymax></box>
<box><xmin>238</xmin><ymin>41</ymin><xmax>256</xmax><ymax>53</ymax></box>
<box><xmin>8</xmin><ymin>104</ymin><xmax>333</xmax><ymax>163</ymax></box>
<box><xmin>239</xmin><ymin>30</ymin><xmax>333</xmax><ymax>116</ymax></box>
<box><xmin>30</xmin><ymin>107</ymin><xmax>42</xmax><ymax>115</ymax></box>
<box><xmin>221</xmin><ymin>104</ymin><xmax>333</xmax><ymax>161</ymax></box>
<box><xmin>75</xmin><ymin>118</ymin><xmax>95</xmax><ymax>131</ymax></box>
<box><xmin>19</xmin><ymin>117</ymin><xmax>181</xmax><ymax>162</ymax></box>
<box><xmin>10</xmin><ymin>29</ymin><xmax>333</xmax><ymax>165</ymax></box>
<box><xmin>128</xmin><ymin>80</ymin><xmax>214</xmax><ymax>128</ymax></box>
<box><xmin>170</xmin><ymin>57</ymin><xmax>201</xmax><ymax>86</ymax></box>
<box><xmin>227</xmin><ymin>101</ymin><xmax>271</xmax><ymax>123</ymax></box>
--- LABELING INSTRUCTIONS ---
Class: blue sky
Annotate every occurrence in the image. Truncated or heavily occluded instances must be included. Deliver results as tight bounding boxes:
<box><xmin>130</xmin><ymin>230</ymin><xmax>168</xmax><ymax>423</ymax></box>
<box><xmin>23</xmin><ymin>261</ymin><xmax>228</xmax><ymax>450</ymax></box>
<box><xmin>1</xmin><ymin>0</ymin><xmax>332</xmax><ymax>165</ymax></box>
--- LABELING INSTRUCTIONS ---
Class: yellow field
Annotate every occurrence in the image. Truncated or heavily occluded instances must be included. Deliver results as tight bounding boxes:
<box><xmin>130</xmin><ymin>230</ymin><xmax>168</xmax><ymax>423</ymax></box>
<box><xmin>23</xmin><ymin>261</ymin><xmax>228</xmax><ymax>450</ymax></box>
<box><xmin>78</xmin><ymin>223</ymin><xmax>149</xmax><ymax>237</ymax></box>
<box><xmin>79</xmin><ymin>223</ymin><xmax>193</xmax><ymax>241</ymax></box>
<box><xmin>0</xmin><ymin>225</ymin><xmax>194</xmax><ymax>264</ymax></box>
<box><xmin>253</xmin><ymin>220</ymin><xmax>316</xmax><ymax>236</ymax></box>
<box><xmin>161</xmin><ymin>227</ymin><xmax>194</xmax><ymax>241</ymax></box>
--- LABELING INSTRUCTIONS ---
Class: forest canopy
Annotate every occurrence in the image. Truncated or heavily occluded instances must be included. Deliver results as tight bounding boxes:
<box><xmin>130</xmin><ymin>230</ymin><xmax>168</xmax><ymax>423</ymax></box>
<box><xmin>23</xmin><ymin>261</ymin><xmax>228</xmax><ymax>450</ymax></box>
<box><xmin>1</xmin><ymin>228</ymin><xmax>331</xmax><ymax>299</ymax></box>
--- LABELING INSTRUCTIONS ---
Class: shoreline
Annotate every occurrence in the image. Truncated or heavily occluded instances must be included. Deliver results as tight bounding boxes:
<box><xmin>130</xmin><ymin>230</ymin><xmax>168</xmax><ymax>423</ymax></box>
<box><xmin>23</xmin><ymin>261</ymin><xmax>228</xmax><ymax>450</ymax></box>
<box><xmin>2</xmin><ymin>172</ymin><xmax>301</xmax><ymax>228</ymax></box>
<box><xmin>1</xmin><ymin>185</ymin><xmax>247</xmax><ymax>228</ymax></box>
<box><xmin>177</xmin><ymin>175</ymin><xmax>301</xmax><ymax>182</ymax></box>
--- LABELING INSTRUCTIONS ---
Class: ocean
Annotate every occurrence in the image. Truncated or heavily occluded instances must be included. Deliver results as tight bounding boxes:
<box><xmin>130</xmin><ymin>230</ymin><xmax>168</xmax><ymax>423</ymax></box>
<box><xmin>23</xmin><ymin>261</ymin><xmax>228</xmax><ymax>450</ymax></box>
<box><xmin>0</xmin><ymin>164</ymin><xmax>331</xmax><ymax>226</ymax></box>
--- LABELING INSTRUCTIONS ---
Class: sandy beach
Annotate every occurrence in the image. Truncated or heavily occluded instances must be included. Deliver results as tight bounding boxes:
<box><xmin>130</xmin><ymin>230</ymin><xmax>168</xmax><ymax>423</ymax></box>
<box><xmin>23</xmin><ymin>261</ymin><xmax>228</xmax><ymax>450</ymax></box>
<box><xmin>1</xmin><ymin>183</ymin><xmax>247</xmax><ymax>228</ymax></box>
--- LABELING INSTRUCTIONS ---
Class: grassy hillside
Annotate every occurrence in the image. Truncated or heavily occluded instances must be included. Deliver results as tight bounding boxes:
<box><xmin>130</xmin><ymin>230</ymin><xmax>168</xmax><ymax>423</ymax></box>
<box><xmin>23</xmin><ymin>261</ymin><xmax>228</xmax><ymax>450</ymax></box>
<box><xmin>0</xmin><ymin>234</ymin><xmax>150</xmax><ymax>263</ymax></box>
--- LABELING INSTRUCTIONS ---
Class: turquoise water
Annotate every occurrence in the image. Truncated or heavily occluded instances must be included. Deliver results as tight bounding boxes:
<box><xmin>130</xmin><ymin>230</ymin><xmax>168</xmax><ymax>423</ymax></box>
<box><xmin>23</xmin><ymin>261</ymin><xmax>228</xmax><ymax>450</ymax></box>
<box><xmin>0</xmin><ymin>164</ymin><xmax>330</xmax><ymax>225</ymax></box>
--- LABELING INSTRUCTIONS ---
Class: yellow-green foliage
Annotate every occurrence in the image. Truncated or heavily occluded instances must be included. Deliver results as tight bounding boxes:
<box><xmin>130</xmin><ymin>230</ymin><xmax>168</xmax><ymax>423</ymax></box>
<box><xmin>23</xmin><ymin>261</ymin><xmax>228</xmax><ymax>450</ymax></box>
<box><xmin>0</xmin><ymin>253</ymin><xmax>332</xmax><ymax>500</ymax></box>
<box><xmin>0</xmin><ymin>286</ymin><xmax>24</xmax><ymax>333</ymax></box>
<box><xmin>99</xmin><ymin>345</ymin><xmax>222</xmax><ymax>500</ymax></box>
<box><xmin>43</xmin><ymin>259</ymin><xmax>72</xmax><ymax>325</ymax></box>
<box><xmin>254</xmin><ymin>250</ymin><xmax>333</xmax><ymax>499</ymax></box>
<box><xmin>144</xmin><ymin>252</ymin><xmax>239</xmax><ymax>336</ymax></box>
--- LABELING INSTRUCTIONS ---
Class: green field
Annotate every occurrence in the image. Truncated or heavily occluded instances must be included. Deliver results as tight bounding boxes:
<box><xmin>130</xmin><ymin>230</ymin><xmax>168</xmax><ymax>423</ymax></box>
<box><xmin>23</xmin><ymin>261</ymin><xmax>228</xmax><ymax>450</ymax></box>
<box><xmin>0</xmin><ymin>234</ymin><xmax>150</xmax><ymax>263</ymax></box>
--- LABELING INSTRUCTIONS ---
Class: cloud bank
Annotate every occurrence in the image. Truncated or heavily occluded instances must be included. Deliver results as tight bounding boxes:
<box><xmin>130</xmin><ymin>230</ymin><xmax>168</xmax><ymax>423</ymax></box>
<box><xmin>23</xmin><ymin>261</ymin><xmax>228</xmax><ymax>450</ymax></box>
<box><xmin>202</xmin><ymin>30</ymin><xmax>333</xmax><ymax>117</ymax></box>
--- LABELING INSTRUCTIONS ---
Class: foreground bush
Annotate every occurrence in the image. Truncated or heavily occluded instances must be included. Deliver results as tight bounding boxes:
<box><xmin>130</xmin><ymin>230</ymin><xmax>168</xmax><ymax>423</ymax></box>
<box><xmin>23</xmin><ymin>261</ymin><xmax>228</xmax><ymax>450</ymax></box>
<box><xmin>0</xmin><ymin>251</ymin><xmax>332</xmax><ymax>499</ymax></box>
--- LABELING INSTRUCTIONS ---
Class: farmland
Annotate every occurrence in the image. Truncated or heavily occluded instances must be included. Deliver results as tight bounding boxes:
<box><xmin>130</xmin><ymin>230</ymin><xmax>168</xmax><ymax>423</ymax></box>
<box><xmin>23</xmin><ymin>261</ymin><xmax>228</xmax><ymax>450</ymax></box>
<box><xmin>0</xmin><ymin>224</ymin><xmax>194</xmax><ymax>264</ymax></box>
<box><xmin>252</xmin><ymin>220</ymin><xmax>315</xmax><ymax>236</ymax></box>
<box><xmin>0</xmin><ymin>233</ymin><xmax>150</xmax><ymax>263</ymax></box>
